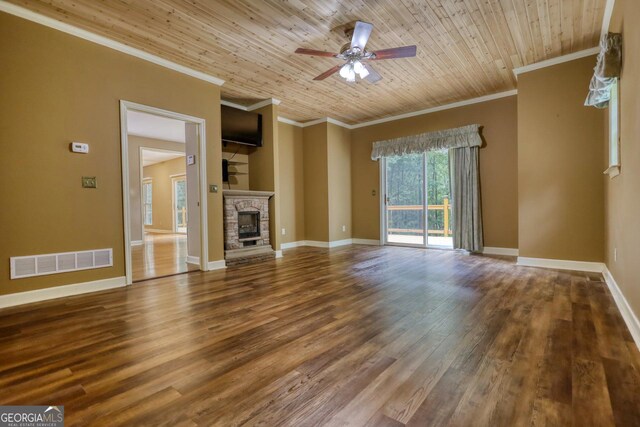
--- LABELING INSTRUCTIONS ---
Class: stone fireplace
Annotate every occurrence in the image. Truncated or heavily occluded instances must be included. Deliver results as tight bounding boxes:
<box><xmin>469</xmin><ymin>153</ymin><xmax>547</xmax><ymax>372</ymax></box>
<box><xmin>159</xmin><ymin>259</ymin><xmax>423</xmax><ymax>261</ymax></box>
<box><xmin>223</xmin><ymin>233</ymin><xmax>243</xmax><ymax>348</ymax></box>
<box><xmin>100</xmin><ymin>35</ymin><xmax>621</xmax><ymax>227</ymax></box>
<box><xmin>223</xmin><ymin>190</ymin><xmax>275</xmax><ymax>265</ymax></box>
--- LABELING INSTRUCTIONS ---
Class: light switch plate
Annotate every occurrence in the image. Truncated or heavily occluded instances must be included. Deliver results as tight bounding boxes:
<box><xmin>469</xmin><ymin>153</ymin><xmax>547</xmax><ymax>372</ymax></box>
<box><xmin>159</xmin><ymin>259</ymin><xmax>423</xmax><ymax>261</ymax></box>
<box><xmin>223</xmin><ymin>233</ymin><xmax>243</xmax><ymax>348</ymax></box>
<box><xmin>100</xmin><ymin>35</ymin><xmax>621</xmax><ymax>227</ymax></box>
<box><xmin>82</xmin><ymin>176</ymin><xmax>97</xmax><ymax>188</ymax></box>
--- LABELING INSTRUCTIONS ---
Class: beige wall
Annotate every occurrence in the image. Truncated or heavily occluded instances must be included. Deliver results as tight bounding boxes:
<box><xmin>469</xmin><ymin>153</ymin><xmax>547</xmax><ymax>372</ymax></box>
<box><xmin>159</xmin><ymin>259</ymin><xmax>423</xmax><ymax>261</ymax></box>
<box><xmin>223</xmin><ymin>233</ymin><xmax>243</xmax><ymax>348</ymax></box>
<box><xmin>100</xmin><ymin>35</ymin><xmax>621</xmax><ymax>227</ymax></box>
<box><xmin>606</xmin><ymin>0</ymin><xmax>640</xmax><ymax>320</ymax></box>
<box><xmin>222</xmin><ymin>148</ymin><xmax>249</xmax><ymax>191</ymax></box>
<box><xmin>351</xmin><ymin>96</ymin><xmax>519</xmax><ymax>248</ymax></box>
<box><xmin>302</xmin><ymin>123</ymin><xmax>330</xmax><ymax>242</ymax></box>
<box><xmin>517</xmin><ymin>56</ymin><xmax>605</xmax><ymax>261</ymax></box>
<box><xmin>248</xmin><ymin>103</ymin><xmax>281</xmax><ymax>250</ymax></box>
<box><xmin>0</xmin><ymin>13</ymin><xmax>223</xmax><ymax>295</ymax></box>
<box><xmin>327</xmin><ymin>123</ymin><xmax>352</xmax><ymax>241</ymax></box>
<box><xmin>278</xmin><ymin>122</ymin><xmax>305</xmax><ymax>243</ymax></box>
<box><xmin>128</xmin><ymin>136</ymin><xmax>186</xmax><ymax>241</ymax></box>
<box><xmin>143</xmin><ymin>157</ymin><xmax>186</xmax><ymax>232</ymax></box>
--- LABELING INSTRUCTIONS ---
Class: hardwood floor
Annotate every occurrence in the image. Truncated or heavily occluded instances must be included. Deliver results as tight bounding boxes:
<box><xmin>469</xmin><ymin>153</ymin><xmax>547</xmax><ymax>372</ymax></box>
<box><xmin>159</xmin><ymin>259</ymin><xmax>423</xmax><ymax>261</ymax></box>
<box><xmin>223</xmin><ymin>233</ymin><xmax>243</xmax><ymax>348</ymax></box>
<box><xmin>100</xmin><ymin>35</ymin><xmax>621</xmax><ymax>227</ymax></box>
<box><xmin>131</xmin><ymin>232</ymin><xmax>198</xmax><ymax>281</ymax></box>
<box><xmin>1</xmin><ymin>245</ymin><xmax>639</xmax><ymax>426</ymax></box>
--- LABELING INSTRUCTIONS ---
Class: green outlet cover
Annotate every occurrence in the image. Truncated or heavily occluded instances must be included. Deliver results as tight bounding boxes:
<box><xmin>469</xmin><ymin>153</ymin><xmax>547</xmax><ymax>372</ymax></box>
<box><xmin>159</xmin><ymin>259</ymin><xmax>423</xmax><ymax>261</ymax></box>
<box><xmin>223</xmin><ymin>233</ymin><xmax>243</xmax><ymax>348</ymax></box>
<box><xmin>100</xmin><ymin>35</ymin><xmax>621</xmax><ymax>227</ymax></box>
<box><xmin>82</xmin><ymin>177</ymin><xmax>97</xmax><ymax>188</ymax></box>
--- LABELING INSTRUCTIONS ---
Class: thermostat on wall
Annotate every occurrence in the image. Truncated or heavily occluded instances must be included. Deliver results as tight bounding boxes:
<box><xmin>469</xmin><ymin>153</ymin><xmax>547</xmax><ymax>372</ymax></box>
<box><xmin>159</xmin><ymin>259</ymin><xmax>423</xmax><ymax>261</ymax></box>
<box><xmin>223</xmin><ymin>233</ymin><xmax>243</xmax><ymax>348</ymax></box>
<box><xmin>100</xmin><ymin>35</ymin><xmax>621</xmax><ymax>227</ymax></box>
<box><xmin>71</xmin><ymin>142</ymin><xmax>89</xmax><ymax>154</ymax></box>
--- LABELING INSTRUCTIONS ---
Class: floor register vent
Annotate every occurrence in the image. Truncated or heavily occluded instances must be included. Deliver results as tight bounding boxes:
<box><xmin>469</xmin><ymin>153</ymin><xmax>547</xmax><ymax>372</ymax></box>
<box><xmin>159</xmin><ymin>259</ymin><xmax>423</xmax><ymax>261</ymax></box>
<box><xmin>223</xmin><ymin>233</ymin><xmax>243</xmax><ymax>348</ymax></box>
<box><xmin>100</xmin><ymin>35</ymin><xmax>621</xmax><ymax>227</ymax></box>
<box><xmin>10</xmin><ymin>249</ymin><xmax>113</xmax><ymax>279</ymax></box>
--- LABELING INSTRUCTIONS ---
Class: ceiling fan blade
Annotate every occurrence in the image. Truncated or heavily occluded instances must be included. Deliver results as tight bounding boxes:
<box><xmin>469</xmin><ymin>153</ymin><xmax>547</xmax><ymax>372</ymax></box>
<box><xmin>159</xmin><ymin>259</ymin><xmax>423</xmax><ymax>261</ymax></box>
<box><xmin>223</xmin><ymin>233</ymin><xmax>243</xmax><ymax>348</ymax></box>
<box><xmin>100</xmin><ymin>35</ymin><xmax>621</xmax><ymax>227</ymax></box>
<box><xmin>371</xmin><ymin>45</ymin><xmax>417</xmax><ymax>60</ymax></box>
<box><xmin>351</xmin><ymin>21</ymin><xmax>374</xmax><ymax>50</ymax></box>
<box><xmin>363</xmin><ymin>63</ymin><xmax>382</xmax><ymax>83</ymax></box>
<box><xmin>295</xmin><ymin>48</ymin><xmax>338</xmax><ymax>57</ymax></box>
<box><xmin>313</xmin><ymin>64</ymin><xmax>342</xmax><ymax>80</ymax></box>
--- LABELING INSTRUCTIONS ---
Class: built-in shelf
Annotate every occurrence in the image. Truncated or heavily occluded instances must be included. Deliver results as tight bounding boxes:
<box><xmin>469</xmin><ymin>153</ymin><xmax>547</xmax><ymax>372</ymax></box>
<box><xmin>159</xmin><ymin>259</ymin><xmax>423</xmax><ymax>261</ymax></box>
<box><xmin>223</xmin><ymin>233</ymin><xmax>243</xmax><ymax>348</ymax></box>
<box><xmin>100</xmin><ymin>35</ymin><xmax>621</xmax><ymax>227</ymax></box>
<box><xmin>228</xmin><ymin>172</ymin><xmax>248</xmax><ymax>176</ymax></box>
<box><xmin>227</xmin><ymin>160</ymin><xmax>247</xmax><ymax>165</ymax></box>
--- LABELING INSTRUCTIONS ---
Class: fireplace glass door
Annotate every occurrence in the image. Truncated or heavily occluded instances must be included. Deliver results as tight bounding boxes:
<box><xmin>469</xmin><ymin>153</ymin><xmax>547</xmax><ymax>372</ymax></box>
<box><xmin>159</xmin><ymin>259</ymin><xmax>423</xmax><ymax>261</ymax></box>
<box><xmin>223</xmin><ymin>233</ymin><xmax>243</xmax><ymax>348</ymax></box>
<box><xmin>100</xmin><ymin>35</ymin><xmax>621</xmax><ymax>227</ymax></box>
<box><xmin>238</xmin><ymin>212</ymin><xmax>260</xmax><ymax>239</ymax></box>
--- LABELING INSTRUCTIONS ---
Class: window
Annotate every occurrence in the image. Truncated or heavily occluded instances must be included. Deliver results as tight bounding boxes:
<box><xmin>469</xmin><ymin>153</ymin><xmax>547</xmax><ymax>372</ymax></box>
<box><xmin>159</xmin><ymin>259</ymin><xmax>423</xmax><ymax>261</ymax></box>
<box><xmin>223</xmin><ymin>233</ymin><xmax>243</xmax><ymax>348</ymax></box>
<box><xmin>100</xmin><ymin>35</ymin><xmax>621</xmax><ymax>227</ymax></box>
<box><xmin>142</xmin><ymin>180</ymin><xmax>153</xmax><ymax>225</ymax></box>
<box><xmin>605</xmin><ymin>78</ymin><xmax>620</xmax><ymax>178</ymax></box>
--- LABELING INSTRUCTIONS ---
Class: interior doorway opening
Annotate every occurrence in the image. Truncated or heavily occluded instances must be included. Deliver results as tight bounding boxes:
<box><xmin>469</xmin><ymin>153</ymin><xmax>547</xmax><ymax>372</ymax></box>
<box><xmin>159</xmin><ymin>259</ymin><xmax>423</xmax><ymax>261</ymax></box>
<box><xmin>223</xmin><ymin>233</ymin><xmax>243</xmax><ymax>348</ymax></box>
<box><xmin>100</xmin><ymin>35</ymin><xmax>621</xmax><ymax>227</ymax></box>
<box><xmin>120</xmin><ymin>101</ymin><xmax>209</xmax><ymax>284</ymax></box>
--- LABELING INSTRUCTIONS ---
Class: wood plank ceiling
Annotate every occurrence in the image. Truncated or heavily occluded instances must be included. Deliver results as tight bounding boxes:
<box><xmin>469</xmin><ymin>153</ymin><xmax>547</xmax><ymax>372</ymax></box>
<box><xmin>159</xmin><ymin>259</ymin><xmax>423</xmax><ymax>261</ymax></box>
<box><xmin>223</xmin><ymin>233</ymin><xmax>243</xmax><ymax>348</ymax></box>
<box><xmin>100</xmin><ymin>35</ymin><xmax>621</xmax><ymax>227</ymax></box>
<box><xmin>8</xmin><ymin>0</ymin><xmax>606</xmax><ymax>124</ymax></box>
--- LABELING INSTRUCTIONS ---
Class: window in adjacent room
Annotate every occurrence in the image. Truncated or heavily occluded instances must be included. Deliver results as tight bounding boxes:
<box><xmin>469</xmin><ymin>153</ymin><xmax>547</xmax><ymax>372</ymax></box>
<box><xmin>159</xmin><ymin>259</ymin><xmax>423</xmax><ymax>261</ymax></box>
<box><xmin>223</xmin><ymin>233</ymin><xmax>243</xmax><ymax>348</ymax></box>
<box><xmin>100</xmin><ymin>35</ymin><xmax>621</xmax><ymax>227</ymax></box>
<box><xmin>605</xmin><ymin>78</ymin><xmax>620</xmax><ymax>178</ymax></box>
<box><xmin>143</xmin><ymin>179</ymin><xmax>153</xmax><ymax>225</ymax></box>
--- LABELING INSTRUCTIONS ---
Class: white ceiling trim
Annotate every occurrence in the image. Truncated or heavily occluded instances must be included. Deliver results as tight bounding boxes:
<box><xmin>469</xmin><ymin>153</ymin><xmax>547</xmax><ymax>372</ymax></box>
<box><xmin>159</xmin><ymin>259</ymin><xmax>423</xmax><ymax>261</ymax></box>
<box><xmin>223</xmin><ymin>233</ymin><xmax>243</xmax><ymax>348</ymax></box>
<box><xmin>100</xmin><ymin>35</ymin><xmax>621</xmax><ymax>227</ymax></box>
<box><xmin>512</xmin><ymin>47</ymin><xmax>599</xmax><ymax>78</ymax></box>
<box><xmin>277</xmin><ymin>89</ymin><xmax>518</xmax><ymax>130</ymax></box>
<box><xmin>0</xmin><ymin>0</ymin><xmax>225</xmax><ymax>86</ymax></box>
<box><xmin>601</xmin><ymin>0</ymin><xmax>617</xmax><ymax>39</ymax></box>
<box><xmin>247</xmin><ymin>98</ymin><xmax>281</xmax><ymax>111</ymax></box>
<box><xmin>221</xmin><ymin>98</ymin><xmax>281</xmax><ymax>112</ymax></box>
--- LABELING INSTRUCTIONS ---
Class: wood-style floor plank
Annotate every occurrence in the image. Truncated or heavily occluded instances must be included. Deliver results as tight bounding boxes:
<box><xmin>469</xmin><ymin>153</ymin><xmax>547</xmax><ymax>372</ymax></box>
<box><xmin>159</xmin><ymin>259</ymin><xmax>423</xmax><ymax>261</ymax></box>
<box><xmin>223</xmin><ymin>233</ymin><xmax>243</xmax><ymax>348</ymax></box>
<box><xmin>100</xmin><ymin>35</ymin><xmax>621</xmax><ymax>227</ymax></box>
<box><xmin>1</xmin><ymin>245</ymin><xmax>639</xmax><ymax>426</ymax></box>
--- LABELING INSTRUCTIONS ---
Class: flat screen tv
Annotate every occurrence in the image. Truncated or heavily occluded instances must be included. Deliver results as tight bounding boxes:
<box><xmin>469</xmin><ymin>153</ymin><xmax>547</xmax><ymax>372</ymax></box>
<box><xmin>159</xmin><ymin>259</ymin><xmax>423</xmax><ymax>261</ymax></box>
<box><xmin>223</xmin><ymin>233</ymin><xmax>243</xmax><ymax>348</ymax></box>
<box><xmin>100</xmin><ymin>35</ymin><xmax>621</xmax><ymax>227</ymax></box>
<box><xmin>221</xmin><ymin>105</ymin><xmax>262</xmax><ymax>147</ymax></box>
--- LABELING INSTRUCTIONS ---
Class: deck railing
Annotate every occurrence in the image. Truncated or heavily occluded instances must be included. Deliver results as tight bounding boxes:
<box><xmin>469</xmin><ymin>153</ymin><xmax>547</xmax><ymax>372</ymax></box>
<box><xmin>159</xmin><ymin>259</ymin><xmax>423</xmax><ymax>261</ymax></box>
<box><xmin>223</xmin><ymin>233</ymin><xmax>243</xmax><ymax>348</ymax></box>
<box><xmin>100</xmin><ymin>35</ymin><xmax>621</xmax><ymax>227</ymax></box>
<box><xmin>387</xmin><ymin>197</ymin><xmax>451</xmax><ymax>236</ymax></box>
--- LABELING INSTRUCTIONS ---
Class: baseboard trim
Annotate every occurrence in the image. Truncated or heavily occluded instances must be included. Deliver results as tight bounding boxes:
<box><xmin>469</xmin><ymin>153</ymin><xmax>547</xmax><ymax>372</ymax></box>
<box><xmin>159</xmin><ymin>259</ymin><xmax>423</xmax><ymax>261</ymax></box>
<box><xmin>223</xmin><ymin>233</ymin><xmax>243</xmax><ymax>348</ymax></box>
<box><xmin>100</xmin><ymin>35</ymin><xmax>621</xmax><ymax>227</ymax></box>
<box><xmin>516</xmin><ymin>257</ymin><xmax>605</xmax><ymax>273</ymax></box>
<box><xmin>281</xmin><ymin>241</ymin><xmax>305</xmax><ymax>249</ymax></box>
<box><xmin>275</xmin><ymin>250</ymin><xmax>283</xmax><ymax>258</ymax></box>
<box><xmin>303</xmin><ymin>241</ymin><xmax>331</xmax><ymax>248</ymax></box>
<box><xmin>352</xmin><ymin>239</ymin><xmax>381</xmax><ymax>246</ymax></box>
<box><xmin>328</xmin><ymin>239</ymin><xmax>353</xmax><ymax>248</ymax></box>
<box><xmin>207</xmin><ymin>260</ymin><xmax>226</xmax><ymax>271</ymax></box>
<box><xmin>0</xmin><ymin>276</ymin><xmax>127</xmax><ymax>309</ymax></box>
<box><xmin>281</xmin><ymin>239</ymin><xmax>379</xmax><ymax>249</ymax></box>
<box><xmin>186</xmin><ymin>256</ymin><xmax>200</xmax><ymax>265</ymax></box>
<box><xmin>483</xmin><ymin>247</ymin><xmax>519</xmax><ymax>256</ymax></box>
<box><xmin>131</xmin><ymin>240</ymin><xmax>143</xmax><ymax>246</ymax></box>
<box><xmin>602</xmin><ymin>266</ymin><xmax>640</xmax><ymax>350</ymax></box>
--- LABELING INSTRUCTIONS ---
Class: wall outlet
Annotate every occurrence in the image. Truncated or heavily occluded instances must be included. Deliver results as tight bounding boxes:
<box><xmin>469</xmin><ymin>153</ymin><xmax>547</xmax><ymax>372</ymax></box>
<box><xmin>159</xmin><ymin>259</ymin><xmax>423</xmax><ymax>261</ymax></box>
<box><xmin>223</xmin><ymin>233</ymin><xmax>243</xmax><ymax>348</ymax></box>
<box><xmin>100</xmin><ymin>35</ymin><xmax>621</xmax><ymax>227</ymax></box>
<box><xmin>82</xmin><ymin>176</ymin><xmax>97</xmax><ymax>188</ymax></box>
<box><xmin>614</xmin><ymin>248</ymin><xmax>617</xmax><ymax>262</ymax></box>
<box><xmin>342</xmin><ymin>225</ymin><xmax>346</xmax><ymax>232</ymax></box>
<box><xmin>281</xmin><ymin>228</ymin><xmax>286</xmax><ymax>236</ymax></box>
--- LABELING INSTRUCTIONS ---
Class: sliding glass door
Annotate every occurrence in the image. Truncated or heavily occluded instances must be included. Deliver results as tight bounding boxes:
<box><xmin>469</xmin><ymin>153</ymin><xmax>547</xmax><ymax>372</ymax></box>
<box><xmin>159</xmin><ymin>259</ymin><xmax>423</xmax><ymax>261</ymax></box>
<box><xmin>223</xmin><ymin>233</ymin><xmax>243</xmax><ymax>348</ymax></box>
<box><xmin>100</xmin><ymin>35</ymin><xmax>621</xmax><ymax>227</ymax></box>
<box><xmin>382</xmin><ymin>150</ymin><xmax>453</xmax><ymax>248</ymax></box>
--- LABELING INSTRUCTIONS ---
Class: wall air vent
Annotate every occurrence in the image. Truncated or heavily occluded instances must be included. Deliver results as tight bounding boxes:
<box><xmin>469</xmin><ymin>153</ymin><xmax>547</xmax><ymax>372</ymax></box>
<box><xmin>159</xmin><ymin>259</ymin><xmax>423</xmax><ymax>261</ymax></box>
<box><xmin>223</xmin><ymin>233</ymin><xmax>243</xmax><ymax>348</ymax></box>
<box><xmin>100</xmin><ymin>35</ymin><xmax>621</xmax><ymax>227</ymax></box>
<box><xmin>10</xmin><ymin>249</ymin><xmax>113</xmax><ymax>279</ymax></box>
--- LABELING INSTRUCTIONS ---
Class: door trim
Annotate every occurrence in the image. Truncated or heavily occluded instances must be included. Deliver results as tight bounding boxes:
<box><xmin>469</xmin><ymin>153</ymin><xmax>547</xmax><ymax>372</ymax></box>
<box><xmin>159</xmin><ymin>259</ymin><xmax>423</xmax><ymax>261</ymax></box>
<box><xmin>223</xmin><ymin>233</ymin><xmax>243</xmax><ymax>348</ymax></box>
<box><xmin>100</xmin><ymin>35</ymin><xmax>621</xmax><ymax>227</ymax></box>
<box><xmin>380</xmin><ymin>154</ymin><xmax>453</xmax><ymax>250</ymax></box>
<box><xmin>120</xmin><ymin>100</ymin><xmax>209</xmax><ymax>285</ymax></box>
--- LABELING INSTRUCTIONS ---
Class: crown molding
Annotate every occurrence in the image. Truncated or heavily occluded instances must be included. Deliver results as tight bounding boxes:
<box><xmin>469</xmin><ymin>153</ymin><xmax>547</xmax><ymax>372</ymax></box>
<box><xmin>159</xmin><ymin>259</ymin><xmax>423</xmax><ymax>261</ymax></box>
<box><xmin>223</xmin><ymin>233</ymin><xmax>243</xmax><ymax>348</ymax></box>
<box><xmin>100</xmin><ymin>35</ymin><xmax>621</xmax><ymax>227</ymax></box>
<box><xmin>222</xmin><ymin>98</ymin><xmax>281</xmax><ymax>112</ymax></box>
<box><xmin>512</xmin><ymin>47</ymin><xmax>599</xmax><ymax>78</ymax></box>
<box><xmin>0</xmin><ymin>1</ymin><xmax>225</xmax><ymax>86</ymax></box>
<box><xmin>277</xmin><ymin>89</ymin><xmax>518</xmax><ymax>130</ymax></box>
<box><xmin>277</xmin><ymin>116</ymin><xmax>304</xmax><ymax>126</ymax></box>
<box><xmin>601</xmin><ymin>0</ymin><xmax>616</xmax><ymax>39</ymax></box>
<box><xmin>349</xmin><ymin>90</ymin><xmax>518</xmax><ymax>129</ymax></box>
<box><xmin>221</xmin><ymin>100</ymin><xmax>249</xmax><ymax>111</ymax></box>
<box><xmin>247</xmin><ymin>98</ymin><xmax>281</xmax><ymax>111</ymax></box>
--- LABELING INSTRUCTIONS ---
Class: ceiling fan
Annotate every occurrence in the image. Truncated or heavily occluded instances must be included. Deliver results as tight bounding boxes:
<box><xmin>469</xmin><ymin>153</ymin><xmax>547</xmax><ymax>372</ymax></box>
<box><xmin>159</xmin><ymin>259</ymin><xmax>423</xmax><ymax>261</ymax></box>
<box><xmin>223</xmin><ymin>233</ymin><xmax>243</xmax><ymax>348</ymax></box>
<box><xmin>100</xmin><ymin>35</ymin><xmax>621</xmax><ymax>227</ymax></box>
<box><xmin>295</xmin><ymin>21</ymin><xmax>417</xmax><ymax>83</ymax></box>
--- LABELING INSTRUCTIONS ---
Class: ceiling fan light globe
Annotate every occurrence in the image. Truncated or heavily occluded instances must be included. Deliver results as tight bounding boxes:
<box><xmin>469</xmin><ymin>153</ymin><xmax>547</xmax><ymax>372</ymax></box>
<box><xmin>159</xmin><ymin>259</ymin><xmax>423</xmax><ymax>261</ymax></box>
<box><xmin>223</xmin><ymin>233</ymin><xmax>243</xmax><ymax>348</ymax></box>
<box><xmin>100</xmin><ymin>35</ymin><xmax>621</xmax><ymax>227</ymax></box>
<box><xmin>339</xmin><ymin>64</ymin><xmax>350</xmax><ymax>78</ymax></box>
<box><xmin>359</xmin><ymin>67</ymin><xmax>370</xmax><ymax>78</ymax></box>
<box><xmin>353</xmin><ymin>60</ymin><xmax>364</xmax><ymax>74</ymax></box>
<box><xmin>347</xmin><ymin>67</ymin><xmax>356</xmax><ymax>81</ymax></box>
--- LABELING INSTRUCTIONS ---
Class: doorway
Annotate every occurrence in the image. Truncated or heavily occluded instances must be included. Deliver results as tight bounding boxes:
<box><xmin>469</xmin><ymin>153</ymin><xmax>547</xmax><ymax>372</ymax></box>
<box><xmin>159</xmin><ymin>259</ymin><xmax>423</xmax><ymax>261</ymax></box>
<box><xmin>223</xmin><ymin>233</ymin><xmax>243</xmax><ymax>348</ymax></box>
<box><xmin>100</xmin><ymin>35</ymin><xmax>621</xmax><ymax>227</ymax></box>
<box><xmin>381</xmin><ymin>150</ymin><xmax>453</xmax><ymax>248</ymax></box>
<box><xmin>120</xmin><ymin>101</ymin><xmax>209</xmax><ymax>284</ymax></box>
<box><xmin>172</xmin><ymin>175</ymin><xmax>187</xmax><ymax>234</ymax></box>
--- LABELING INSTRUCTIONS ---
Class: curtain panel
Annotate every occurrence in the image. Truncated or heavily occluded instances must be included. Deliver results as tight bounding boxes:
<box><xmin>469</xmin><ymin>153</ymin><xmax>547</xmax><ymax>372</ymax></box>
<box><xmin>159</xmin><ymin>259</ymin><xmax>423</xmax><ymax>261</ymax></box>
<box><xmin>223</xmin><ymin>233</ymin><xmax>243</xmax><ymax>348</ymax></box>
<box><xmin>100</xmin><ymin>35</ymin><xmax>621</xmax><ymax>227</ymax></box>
<box><xmin>585</xmin><ymin>32</ymin><xmax>622</xmax><ymax>109</ymax></box>
<box><xmin>370</xmin><ymin>124</ymin><xmax>482</xmax><ymax>160</ymax></box>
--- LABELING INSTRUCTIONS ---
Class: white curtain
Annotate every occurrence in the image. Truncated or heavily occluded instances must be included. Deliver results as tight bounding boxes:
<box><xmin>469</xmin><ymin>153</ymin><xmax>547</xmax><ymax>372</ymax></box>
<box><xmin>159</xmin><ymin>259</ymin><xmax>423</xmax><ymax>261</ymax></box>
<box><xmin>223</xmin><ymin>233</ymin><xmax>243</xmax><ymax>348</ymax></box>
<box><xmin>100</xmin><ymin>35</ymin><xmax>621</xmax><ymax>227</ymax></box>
<box><xmin>585</xmin><ymin>32</ymin><xmax>622</xmax><ymax>108</ymax></box>
<box><xmin>372</xmin><ymin>124</ymin><xmax>484</xmax><ymax>253</ymax></box>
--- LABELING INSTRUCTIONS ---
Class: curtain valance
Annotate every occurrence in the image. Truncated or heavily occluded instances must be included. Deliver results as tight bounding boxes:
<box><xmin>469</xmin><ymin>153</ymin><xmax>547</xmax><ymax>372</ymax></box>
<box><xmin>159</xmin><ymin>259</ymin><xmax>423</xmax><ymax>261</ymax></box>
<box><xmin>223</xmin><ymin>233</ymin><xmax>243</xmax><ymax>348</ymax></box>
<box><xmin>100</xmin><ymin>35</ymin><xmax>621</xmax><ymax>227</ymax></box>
<box><xmin>585</xmin><ymin>32</ymin><xmax>622</xmax><ymax>109</ymax></box>
<box><xmin>371</xmin><ymin>124</ymin><xmax>481</xmax><ymax>160</ymax></box>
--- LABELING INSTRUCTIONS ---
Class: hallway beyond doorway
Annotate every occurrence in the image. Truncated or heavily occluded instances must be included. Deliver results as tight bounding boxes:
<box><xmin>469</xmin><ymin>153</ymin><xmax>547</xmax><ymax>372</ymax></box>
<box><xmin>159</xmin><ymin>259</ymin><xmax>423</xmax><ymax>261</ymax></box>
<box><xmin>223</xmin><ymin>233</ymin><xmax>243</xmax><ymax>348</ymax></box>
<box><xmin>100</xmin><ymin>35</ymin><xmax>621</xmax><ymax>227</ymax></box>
<box><xmin>131</xmin><ymin>233</ymin><xmax>197</xmax><ymax>281</ymax></box>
